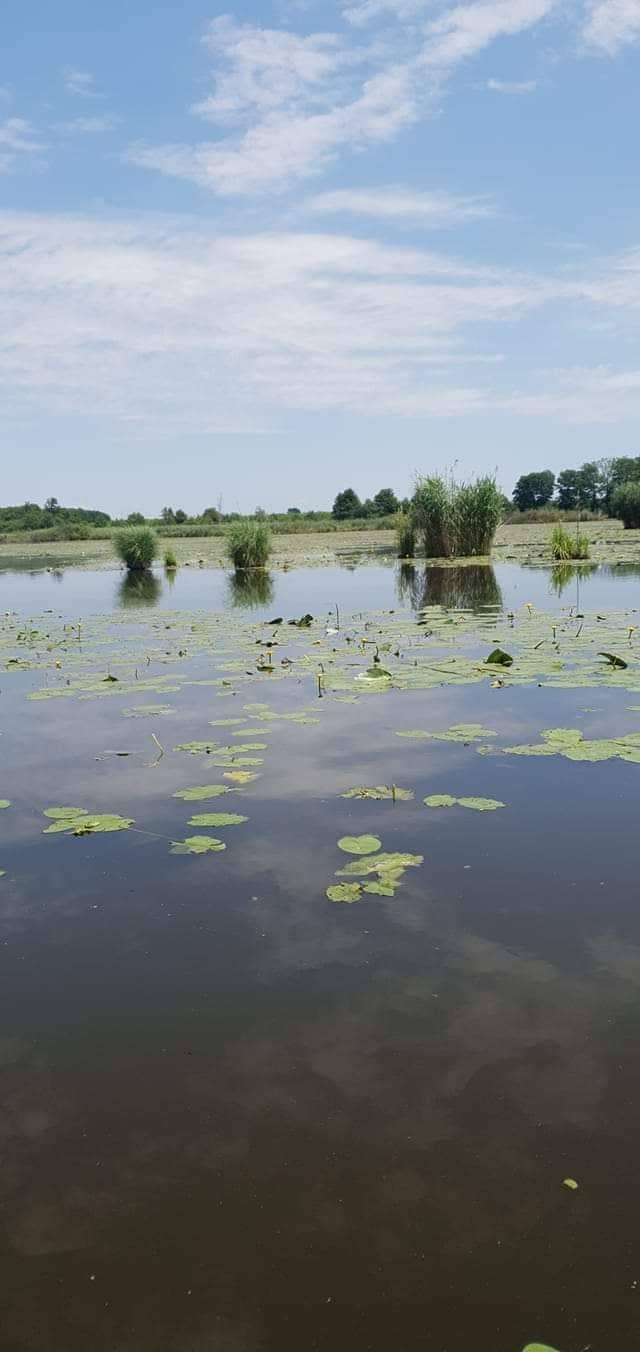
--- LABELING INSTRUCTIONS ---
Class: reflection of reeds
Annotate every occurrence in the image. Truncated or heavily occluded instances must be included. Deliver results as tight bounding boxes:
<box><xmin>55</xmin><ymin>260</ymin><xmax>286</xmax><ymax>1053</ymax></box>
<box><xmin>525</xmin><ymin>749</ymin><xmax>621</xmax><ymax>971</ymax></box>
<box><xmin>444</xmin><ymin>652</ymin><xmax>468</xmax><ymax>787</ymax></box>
<box><xmin>117</xmin><ymin>570</ymin><xmax>162</xmax><ymax>607</ymax></box>
<box><xmin>549</xmin><ymin>563</ymin><xmax>595</xmax><ymax>596</ymax></box>
<box><xmin>227</xmin><ymin>570</ymin><xmax>274</xmax><ymax>609</ymax></box>
<box><xmin>419</xmin><ymin>564</ymin><xmax>503</xmax><ymax>610</ymax></box>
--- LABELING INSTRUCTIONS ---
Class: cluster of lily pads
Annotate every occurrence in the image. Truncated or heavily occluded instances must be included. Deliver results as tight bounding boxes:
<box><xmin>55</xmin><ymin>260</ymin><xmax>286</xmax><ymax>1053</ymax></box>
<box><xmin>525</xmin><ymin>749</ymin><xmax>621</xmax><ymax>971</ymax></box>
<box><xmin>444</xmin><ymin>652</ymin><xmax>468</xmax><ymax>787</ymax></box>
<box><xmin>326</xmin><ymin>834</ymin><xmax>423</xmax><ymax>904</ymax></box>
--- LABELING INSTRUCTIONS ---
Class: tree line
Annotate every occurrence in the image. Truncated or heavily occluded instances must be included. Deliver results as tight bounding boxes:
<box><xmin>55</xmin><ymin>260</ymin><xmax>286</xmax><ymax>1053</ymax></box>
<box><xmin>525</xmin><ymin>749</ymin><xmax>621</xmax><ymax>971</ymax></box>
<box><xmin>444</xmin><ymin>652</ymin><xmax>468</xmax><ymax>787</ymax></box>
<box><xmin>512</xmin><ymin>457</ymin><xmax>640</xmax><ymax>512</ymax></box>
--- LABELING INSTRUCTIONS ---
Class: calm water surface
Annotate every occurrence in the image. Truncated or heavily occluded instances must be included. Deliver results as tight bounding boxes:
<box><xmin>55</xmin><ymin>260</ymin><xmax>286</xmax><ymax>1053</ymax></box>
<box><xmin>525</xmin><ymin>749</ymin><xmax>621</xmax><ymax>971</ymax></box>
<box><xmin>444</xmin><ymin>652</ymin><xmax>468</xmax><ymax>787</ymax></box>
<box><xmin>0</xmin><ymin>561</ymin><xmax>639</xmax><ymax>1351</ymax></box>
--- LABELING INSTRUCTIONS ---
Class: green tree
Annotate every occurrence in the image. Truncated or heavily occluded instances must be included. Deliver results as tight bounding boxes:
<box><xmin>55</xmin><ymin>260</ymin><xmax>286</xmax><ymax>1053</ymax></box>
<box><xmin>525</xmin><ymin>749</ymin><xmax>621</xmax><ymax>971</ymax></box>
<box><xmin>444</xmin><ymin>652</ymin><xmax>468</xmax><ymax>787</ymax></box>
<box><xmin>576</xmin><ymin>461</ymin><xmax>600</xmax><ymax>510</ymax></box>
<box><xmin>512</xmin><ymin>470</ymin><xmax>555</xmax><ymax>511</ymax></box>
<box><xmin>555</xmin><ymin>469</ymin><xmax>580</xmax><ymax>510</ymax></box>
<box><xmin>201</xmin><ymin>507</ymin><xmax>220</xmax><ymax>523</ymax></box>
<box><xmin>44</xmin><ymin>497</ymin><xmax>59</xmax><ymax>514</ymax></box>
<box><xmin>287</xmin><ymin>507</ymin><xmax>301</xmax><ymax>515</ymax></box>
<box><xmin>127</xmin><ymin>512</ymin><xmax>146</xmax><ymax>524</ymax></box>
<box><xmin>332</xmin><ymin>488</ymin><xmax>362</xmax><ymax>519</ymax></box>
<box><xmin>161</xmin><ymin>507</ymin><xmax>175</xmax><ymax>524</ymax></box>
<box><xmin>174</xmin><ymin>509</ymin><xmax>187</xmax><ymax>524</ymax></box>
<box><xmin>373</xmin><ymin>487</ymin><xmax>399</xmax><ymax>516</ymax></box>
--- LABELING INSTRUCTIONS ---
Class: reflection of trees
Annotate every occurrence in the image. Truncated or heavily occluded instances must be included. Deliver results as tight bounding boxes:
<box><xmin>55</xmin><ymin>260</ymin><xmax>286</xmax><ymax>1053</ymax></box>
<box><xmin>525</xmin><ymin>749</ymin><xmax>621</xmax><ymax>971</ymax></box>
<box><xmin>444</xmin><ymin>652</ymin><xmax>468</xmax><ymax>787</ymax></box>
<box><xmin>549</xmin><ymin>563</ymin><xmax>596</xmax><ymax>597</ymax></box>
<box><xmin>117</xmin><ymin>570</ymin><xmax>162</xmax><ymax>607</ymax></box>
<box><xmin>397</xmin><ymin>563</ymin><xmax>502</xmax><ymax>611</ymax></box>
<box><xmin>227</xmin><ymin>570</ymin><xmax>275</xmax><ymax>609</ymax></box>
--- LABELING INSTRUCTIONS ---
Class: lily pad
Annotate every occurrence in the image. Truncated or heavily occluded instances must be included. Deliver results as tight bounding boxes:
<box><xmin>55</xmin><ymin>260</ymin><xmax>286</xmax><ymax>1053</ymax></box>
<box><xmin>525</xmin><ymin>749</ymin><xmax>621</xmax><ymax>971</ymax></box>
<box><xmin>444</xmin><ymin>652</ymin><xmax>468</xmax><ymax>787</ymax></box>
<box><xmin>187</xmin><ymin>812</ymin><xmax>249</xmax><ymax>827</ymax></box>
<box><xmin>44</xmin><ymin>808</ymin><xmax>134</xmax><ymax>835</ymax></box>
<box><xmin>486</xmin><ymin>647</ymin><xmax>513</xmax><ymax>666</ymax></box>
<box><xmin>522</xmin><ymin>1346</ymin><xmax>561</xmax><ymax>1352</ymax></box>
<box><xmin>173</xmin><ymin>784</ymin><xmax>232</xmax><ymax>800</ymax></box>
<box><xmin>170</xmin><ymin>836</ymin><xmax>226</xmax><ymax>855</ymax></box>
<box><xmin>563</xmin><ymin>1177</ymin><xmax>579</xmax><ymax>1190</ymax></box>
<box><xmin>0</xmin><ymin>800</ymin><xmax>10</xmax><ymax>809</ymax></box>
<box><xmin>123</xmin><ymin>704</ymin><xmax>174</xmax><ymax>718</ymax></box>
<box><xmin>363</xmin><ymin>879</ymin><xmax>397</xmax><ymax>896</ymax></box>
<box><xmin>423</xmin><ymin>794</ymin><xmax>505</xmax><ymax>811</ymax></box>
<box><xmin>337</xmin><ymin>834</ymin><xmax>382</xmax><ymax>855</ymax></box>
<box><xmin>341</xmin><ymin>785</ymin><xmax>414</xmax><ymax>801</ymax></box>
<box><xmin>208</xmin><ymin>718</ymin><xmax>247</xmax><ymax>727</ymax></box>
<box><xmin>224</xmin><ymin>770</ymin><xmax>259</xmax><ymax>783</ymax></box>
<box><xmin>174</xmin><ymin>741</ymin><xmax>219</xmax><ymax>754</ymax></box>
<box><xmin>337</xmin><ymin>851</ymin><xmax>423</xmax><ymax>878</ymax></box>
<box><xmin>501</xmin><ymin>728</ymin><xmax>640</xmax><ymax>763</ymax></box>
<box><xmin>397</xmin><ymin>723</ymin><xmax>497</xmax><ymax>743</ymax></box>
<box><xmin>326</xmin><ymin>883</ymin><xmax>362</xmax><ymax>903</ymax></box>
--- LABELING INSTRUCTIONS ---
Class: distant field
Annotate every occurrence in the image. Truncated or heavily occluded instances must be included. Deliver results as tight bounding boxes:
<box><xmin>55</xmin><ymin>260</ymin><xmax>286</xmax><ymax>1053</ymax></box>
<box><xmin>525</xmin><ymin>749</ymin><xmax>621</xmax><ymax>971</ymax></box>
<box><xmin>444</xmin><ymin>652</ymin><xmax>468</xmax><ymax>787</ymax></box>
<box><xmin>1</xmin><ymin>519</ymin><xmax>640</xmax><ymax>571</ymax></box>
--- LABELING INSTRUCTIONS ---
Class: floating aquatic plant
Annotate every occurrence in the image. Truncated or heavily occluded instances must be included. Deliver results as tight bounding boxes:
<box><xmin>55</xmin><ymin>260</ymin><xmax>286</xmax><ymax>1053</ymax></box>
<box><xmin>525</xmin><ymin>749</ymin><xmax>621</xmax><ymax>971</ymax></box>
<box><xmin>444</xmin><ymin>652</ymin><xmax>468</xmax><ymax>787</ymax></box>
<box><xmin>0</xmin><ymin>800</ymin><xmax>10</xmax><ymax>809</ymax></box>
<box><xmin>173</xmin><ymin>784</ymin><xmax>233</xmax><ymax>800</ymax></box>
<box><xmin>341</xmin><ymin>785</ymin><xmax>414</xmax><ymax>801</ymax></box>
<box><xmin>170</xmin><ymin>836</ymin><xmax>226</xmax><ymax>855</ymax></box>
<box><xmin>499</xmin><ymin>727</ymin><xmax>640</xmax><ymax>763</ymax></box>
<box><xmin>43</xmin><ymin>807</ymin><xmax>134</xmax><ymax>835</ymax></box>
<box><xmin>337</xmin><ymin>834</ymin><xmax>382</xmax><ymax>855</ymax></box>
<box><xmin>326</xmin><ymin>883</ymin><xmax>362</xmax><ymax>903</ymax></box>
<box><xmin>396</xmin><ymin>723</ymin><xmax>497</xmax><ymax>742</ymax></box>
<box><xmin>423</xmin><ymin>794</ymin><xmax>505</xmax><ymax>811</ymax></box>
<box><xmin>187</xmin><ymin>812</ymin><xmax>249</xmax><ymax>827</ymax></box>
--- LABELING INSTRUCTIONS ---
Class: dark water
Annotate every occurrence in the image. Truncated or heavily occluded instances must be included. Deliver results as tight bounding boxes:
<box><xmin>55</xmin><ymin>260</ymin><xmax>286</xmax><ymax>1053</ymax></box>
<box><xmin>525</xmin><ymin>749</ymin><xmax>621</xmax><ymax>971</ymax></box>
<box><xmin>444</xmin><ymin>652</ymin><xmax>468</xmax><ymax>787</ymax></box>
<box><xmin>1</xmin><ymin>564</ymin><xmax>639</xmax><ymax>1351</ymax></box>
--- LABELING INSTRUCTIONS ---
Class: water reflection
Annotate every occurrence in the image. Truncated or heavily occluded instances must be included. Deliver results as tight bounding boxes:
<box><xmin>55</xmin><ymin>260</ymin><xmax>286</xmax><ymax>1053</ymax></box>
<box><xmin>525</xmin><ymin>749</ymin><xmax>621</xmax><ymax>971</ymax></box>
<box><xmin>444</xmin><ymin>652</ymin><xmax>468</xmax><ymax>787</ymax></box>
<box><xmin>117</xmin><ymin>570</ymin><xmax>162</xmax><ymax>607</ymax></box>
<box><xmin>227</xmin><ymin>569</ymin><xmax>275</xmax><ymax>609</ymax></box>
<box><xmin>549</xmin><ymin>562</ymin><xmax>597</xmax><ymax>598</ymax></box>
<box><xmin>397</xmin><ymin>563</ymin><xmax>502</xmax><ymax>612</ymax></box>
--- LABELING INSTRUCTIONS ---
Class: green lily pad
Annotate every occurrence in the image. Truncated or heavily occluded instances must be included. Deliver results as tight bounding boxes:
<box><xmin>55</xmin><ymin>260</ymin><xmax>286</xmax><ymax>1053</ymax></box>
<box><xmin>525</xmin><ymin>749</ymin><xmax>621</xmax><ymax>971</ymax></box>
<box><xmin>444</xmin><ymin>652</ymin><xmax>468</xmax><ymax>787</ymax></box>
<box><xmin>208</xmin><ymin>718</ymin><xmax>247</xmax><ymax>726</ymax></box>
<box><xmin>187</xmin><ymin>813</ymin><xmax>249</xmax><ymax>827</ymax></box>
<box><xmin>363</xmin><ymin>879</ymin><xmax>397</xmax><ymax>896</ymax></box>
<box><xmin>486</xmin><ymin>647</ymin><xmax>513</xmax><ymax>666</ymax></box>
<box><xmin>337</xmin><ymin>851</ymin><xmax>423</xmax><ymax>878</ymax></box>
<box><xmin>0</xmin><ymin>870</ymin><xmax>5</xmax><ymax>878</ymax></box>
<box><xmin>563</xmin><ymin>1177</ymin><xmax>579</xmax><ymax>1190</ymax></box>
<box><xmin>44</xmin><ymin>808</ymin><xmax>134</xmax><ymax>835</ymax></box>
<box><xmin>0</xmin><ymin>800</ymin><xmax>10</xmax><ymax>809</ymax></box>
<box><xmin>174</xmin><ymin>741</ymin><xmax>219</xmax><ymax>754</ymax></box>
<box><xmin>522</xmin><ymin>1345</ymin><xmax>561</xmax><ymax>1352</ymax></box>
<box><xmin>212</xmin><ymin>755</ymin><xmax>263</xmax><ymax>767</ymax></box>
<box><xmin>341</xmin><ymin>785</ymin><xmax>414</xmax><ymax>801</ymax></box>
<box><xmin>173</xmin><ymin>784</ymin><xmax>232</xmax><ymax>800</ymax></box>
<box><xmin>337</xmin><ymin>834</ymin><xmax>382</xmax><ymax>855</ymax></box>
<box><xmin>326</xmin><ymin>883</ymin><xmax>362</xmax><ymax>903</ymax></box>
<box><xmin>396</xmin><ymin>724</ymin><xmax>497</xmax><ymax>743</ymax></box>
<box><xmin>502</xmin><ymin>728</ymin><xmax>640</xmax><ymax>763</ymax></box>
<box><xmin>170</xmin><ymin>836</ymin><xmax>226</xmax><ymax>855</ymax></box>
<box><xmin>224</xmin><ymin>770</ymin><xmax>259</xmax><ymax>783</ymax></box>
<box><xmin>423</xmin><ymin>794</ymin><xmax>505</xmax><ymax>811</ymax></box>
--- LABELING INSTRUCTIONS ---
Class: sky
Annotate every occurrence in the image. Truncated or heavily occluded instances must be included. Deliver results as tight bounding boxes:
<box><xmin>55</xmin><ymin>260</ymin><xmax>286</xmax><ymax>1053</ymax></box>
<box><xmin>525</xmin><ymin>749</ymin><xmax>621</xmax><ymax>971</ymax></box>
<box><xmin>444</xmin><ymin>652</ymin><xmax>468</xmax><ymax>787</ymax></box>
<box><xmin>2</xmin><ymin>0</ymin><xmax>640</xmax><ymax>514</ymax></box>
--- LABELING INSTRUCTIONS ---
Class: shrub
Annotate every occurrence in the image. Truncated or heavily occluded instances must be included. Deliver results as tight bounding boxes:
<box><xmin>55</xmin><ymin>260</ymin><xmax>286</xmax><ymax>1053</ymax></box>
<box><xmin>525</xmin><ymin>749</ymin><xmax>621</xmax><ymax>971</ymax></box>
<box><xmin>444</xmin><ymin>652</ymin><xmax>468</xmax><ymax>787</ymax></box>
<box><xmin>113</xmin><ymin>526</ymin><xmax>157</xmax><ymax>571</ymax></box>
<box><xmin>550</xmin><ymin>525</ymin><xmax>590</xmax><ymax>560</ymax></box>
<box><xmin>226</xmin><ymin>521</ymin><xmax>271</xmax><ymax>570</ymax></box>
<box><xmin>411</xmin><ymin>475</ymin><xmax>502</xmax><ymax>558</ymax></box>
<box><xmin>611</xmin><ymin>481</ymin><xmax>640</xmax><ymax>529</ymax></box>
<box><xmin>164</xmin><ymin>546</ymin><xmax>177</xmax><ymax>569</ymax></box>
<box><xmin>395</xmin><ymin>513</ymin><xmax>416</xmax><ymax>558</ymax></box>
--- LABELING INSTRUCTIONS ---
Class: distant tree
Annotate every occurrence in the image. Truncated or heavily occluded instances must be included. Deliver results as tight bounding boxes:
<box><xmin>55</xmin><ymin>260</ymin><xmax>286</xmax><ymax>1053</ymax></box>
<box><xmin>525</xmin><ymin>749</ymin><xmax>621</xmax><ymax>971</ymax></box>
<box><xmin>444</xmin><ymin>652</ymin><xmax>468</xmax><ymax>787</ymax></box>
<box><xmin>127</xmin><ymin>512</ymin><xmax>146</xmax><ymax>524</ymax></box>
<box><xmin>44</xmin><ymin>497</ymin><xmax>59</xmax><ymax>514</ymax></box>
<box><xmin>400</xmin><ymin>497</ymin><xmax>411</xmax><ymax>513</ymax></box>
<box><xmin>373</xmin><ymin>487</ymin><xmax>399</xmax><ymax>516</ymax></box>
<box><xmin>161</xmin><ymin>507</ymin><xmax>175</xmax><ymax>524</ymax></box>
<box><xmin>512</xmin><ymin>471</ymin><xmax>555</xmax><ymax>511</ymax></box>
<box><xmin>360</xmin><ymin>498</ymin><xmax>376</xmax><ymax>518</ymax></box>
<box><xmin>332</xmin><ymin>488</ymin><xmax>362</xmax><ymax>520</ymax></box>
<box><xmin>555</xmin><ymin>469</ymin><xmax>580</xmax><ymax>511</ymax></box>
<box><xmin>287</xmin><ymin>507</ymin><xmax>301</xmax><ymax>515</ymax></box>
<box><xmin>174</xmin><ymin>509</ymin><xmax>187</xmax><ymax>524</ymax></box>
<box><xmin>576</xmin><ymin>461</ymin><xmax>600</xmax><ymax>511</ymax></box>
<box><xmin>201</xmin><ymin>507</ymin><xmax>221</xmax><ymax>523</ymax></box>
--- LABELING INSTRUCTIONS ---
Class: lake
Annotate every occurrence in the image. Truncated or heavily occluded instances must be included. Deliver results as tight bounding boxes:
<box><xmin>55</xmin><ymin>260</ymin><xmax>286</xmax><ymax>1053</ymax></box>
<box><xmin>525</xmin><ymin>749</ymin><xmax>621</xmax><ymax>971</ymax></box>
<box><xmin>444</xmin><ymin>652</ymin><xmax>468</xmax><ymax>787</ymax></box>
<box><xmin>1</xmin><ymin>557</ymin><xmax>639</xmax><ymax>1352</ymax></box>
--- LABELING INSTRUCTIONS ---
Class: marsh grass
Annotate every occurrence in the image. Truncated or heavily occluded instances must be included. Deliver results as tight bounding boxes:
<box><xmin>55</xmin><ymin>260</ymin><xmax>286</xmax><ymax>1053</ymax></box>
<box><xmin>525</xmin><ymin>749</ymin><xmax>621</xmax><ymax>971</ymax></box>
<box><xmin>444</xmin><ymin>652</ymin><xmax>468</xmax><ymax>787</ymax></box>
<box><xmin>395</xmin><ymin>513</ymin><xmax>416</xmax><ymax>558</ymax></box>
<box><xmin>164</xmin><ymin>546</ymin><xmax>177</xmax><ymax>569</ymax></box>
<box><xmin>412</xmin><ymin>475</ymin><xmax>502</xmax><ymax>557</ymax></box>
<box><xmin>226</xmin><ymin>521</ymin><xmax>271</xmax><ymax>570</ymax></box>
<box><xmin>114</xmin><ymin>526</ymin><xmax>157</xmax><ymax>571</ymax></box>
<box><xmin>551</xmin><ymin>525</ymin><xmax>590</xmax><ymax>560</ymax></box>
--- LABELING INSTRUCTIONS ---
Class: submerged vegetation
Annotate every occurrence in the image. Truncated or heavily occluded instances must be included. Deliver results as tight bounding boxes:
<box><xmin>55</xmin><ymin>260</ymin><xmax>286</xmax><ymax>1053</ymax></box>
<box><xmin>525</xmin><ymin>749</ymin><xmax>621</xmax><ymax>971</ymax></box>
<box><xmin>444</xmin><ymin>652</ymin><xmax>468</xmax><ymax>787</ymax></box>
<box><xmin>226</xmin><ymin>520</ymin><xmax>272</xmax><ymax>570</ymax></box>
<box><xmin>113</xmin><ymin>525</ymin><xmax>157</xmax><ymax>571</ymax></box>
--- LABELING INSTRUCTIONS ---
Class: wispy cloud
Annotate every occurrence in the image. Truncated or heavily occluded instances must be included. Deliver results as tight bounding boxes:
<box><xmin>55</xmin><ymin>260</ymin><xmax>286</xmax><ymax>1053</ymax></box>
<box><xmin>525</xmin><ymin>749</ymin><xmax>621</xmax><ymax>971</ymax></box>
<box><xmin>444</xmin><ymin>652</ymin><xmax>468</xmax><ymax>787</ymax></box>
<box><xmin>2</xmin><ymin>209</ymin><xmax>639</xmax><ymax>437</ymax></box>
<box><xmin>309</xmin><ymin>186</ymin><xmax>496</xmax><ymax>223</ymax></box>
<box><xmin>64</xmin><ymin>68</ymin><xmax>101</xmax><ymax>98</ymax></box>
<box><xmin>55</xmin><ymin>115</ymin><xmax>119</xmax><ymax>135</ymax></box>
<box><xmin>582</xmin><ymin>0</ymin><xmax>640</xmax><ymax>54</ymax></box>
<box><xmin>128</xmin><ymin>1</ymin><xmax>556</xmax><ymax>196</ymax></box>
<box><xmin>483</xmin><ymin>76</ymin><xmax>538</xmax><ymax>92</ymax></box>
<box><xmin>0</xmin><ymin>118</ymin><xmax>46</xmax><ymax>172</ymax></box>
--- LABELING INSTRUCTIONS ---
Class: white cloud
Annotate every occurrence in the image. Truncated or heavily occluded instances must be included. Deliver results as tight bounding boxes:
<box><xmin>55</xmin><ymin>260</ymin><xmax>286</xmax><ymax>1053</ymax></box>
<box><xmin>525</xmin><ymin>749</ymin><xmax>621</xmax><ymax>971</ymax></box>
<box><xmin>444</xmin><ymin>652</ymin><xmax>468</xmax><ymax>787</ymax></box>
<box><xmin>64</xmin><ymin>68</ymin><xmax>101</xmax><ymax>98</ymax></box>
<box><xmin>309</xmin><ymin>186</ymin><xmax>496</xmax><ymax>223</ymax></box>
<box><xmin>2</xmin><ymin>209</ymin><xmax>640</xmax><ymax>437</ymax></box>
<box><xmin>55</xmin><ymin>115</ymin><xmax>119</xmax><ymax>135</ymax></box>
<box><xmin>484</xmin><ymin>76</ymin><xmax>538</xmax><ymax>91</ymax></box>
<box><xmin>422</xmin><ymin>0</ymin><xmax>555</xmax><ymax>70</ymax></box>
<box><xmin>582</xmin><ymin>0</ymin><xmax>640</xmax><ymax>53</ymax></box>
<box><xmin>0</xmin><ymin>118</ymin><xmax>46</xmax><ymax>172</ymax></box>
<box><xmin>129</xmin><ymin>1</ymin><xmax>556</xmax><ymax>196</ymax></box>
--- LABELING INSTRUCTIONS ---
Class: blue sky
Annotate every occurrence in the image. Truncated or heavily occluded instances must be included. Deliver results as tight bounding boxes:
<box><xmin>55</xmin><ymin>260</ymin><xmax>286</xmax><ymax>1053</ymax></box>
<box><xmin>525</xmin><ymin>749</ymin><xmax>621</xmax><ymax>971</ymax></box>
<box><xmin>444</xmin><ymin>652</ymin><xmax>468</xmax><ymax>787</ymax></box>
<box><xmin>2</xmin><ymin>0</ymin><xmax>640</xmax><ymax>513</ymax></box>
